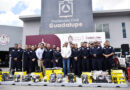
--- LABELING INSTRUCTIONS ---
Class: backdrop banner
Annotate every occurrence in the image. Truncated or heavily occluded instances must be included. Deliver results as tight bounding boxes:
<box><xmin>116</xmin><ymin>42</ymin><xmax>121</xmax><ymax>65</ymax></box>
<box><xmin>26</xmin><ymin>32</ymin><xmax>106</xmax><ymax>48</ymax></box>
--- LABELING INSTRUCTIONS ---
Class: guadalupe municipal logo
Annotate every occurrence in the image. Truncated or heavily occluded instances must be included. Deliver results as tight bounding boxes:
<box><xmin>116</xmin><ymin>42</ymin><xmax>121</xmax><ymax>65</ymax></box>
<box><xmin>0</xmin><ymin>34</ymin><xmax>10</xmax><ymax>45</ymax></box>
<box><xmin>59</xmin><ymin>0</ymin><xmax>73</xmax><ymax>18</ymax></box>
<box><xmin>68</xmin><ymin>35</ymin><xmax>73</xmax><ymax>43</ymax></box>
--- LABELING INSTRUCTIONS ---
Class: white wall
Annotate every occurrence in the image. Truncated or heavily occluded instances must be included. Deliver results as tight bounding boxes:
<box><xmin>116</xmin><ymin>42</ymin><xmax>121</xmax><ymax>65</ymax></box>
<box><xmin>22</xmin><ymin>20</ymin><xmax>40</xmax><ymax>47</ymax></box>
<box><xmin>0</xmin><ymin>25</ymin><xmax>22</xmax><ymax>51</ymax></box>
<box><xmin>94</xmin><ymin>15</ymin><xmax>130</xmax><ymax>48</ymax></box>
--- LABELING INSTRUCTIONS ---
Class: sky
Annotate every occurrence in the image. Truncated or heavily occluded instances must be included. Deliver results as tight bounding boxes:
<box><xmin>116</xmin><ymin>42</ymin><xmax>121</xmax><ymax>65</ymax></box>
<box><xmin>0</xmin><ymin>0</ymin><xmax>130</xmax><ymax>27</ymax></box>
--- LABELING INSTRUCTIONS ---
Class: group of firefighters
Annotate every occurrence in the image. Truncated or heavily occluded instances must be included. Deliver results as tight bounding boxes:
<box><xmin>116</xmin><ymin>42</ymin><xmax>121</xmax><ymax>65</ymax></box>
<box><xmin>10</xmin><ymin>41</ymin><xmax>115</xmax><ymax>77</ymax></box>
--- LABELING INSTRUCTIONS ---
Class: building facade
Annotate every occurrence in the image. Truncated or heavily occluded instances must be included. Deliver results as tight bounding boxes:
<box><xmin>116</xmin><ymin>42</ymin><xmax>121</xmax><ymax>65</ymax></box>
<box><xmin>0</xmin><ymin>25</ymin><xmax>23</xmax><ymax>51</ymax></box>
<box><xmin>20</xmin><ymin>9</ymin><xmax>130</xmax><ymax>49</ymax></box>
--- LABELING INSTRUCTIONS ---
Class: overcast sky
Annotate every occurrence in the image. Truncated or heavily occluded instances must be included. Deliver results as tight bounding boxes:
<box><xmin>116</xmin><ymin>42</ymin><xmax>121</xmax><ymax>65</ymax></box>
<box><xmin>0</xmin><ymin>0</ymin><xmax>130</xmax><ymax>27</ymax></box>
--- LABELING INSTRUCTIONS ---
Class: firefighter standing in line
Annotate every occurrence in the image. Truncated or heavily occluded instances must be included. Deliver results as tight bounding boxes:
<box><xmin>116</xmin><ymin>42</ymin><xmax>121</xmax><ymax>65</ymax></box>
<box><xmin>29</xmin><ymin>46</ymin><xmax>38</xmax><ymax>72</ymax></box>
<box><xmin>103</xmin><ymin>41</ymin><xmax>115</xmax><ymax>71</ymax></box>
<box><xmin>90</xmin><ymin>42</ymin><xmax>103</xmax><ymax>70</ymax></box>
<box><xmin>17</xmin><ymin>44</ymin><xmax>23</xmax><ymax>71</ymax></box>
<box><xmin>42</xmin><ymin>44</ymin><xmax>53</xmax><ymax>68</ymax></box>
<box><xmin>70</xmin><ymin>43</ymin><xmax>75</xmax><ymax>72</ymax></box>
<box><xmin>52</xmin><ymin>44</ymin><xmax>57</xmax><ymax>67</ymax></box>
<box><xmin>79</xmin><ymin>42</ymin><xmax>84</xmax><ymax>73</ymax></box>
<box><xmin>81</xmin><ymin>42</ymin><xmax>90</xmax><ymax>72</ymax></box>
<box><xmin>52</xmin><ymin>45</ymin><xmax>57</xmax><ymax>51</ymax></box>
<box><xmin>23</xmin><ymin>45</ymin><xmax>30</xmax><ymax>73</ymax></box>
<box><xmin>72</xmin><ymin>44</ymin><xmax>81</xmax><ymax>77</ymax></box>
<box><xmin>88</xmin><ymin>43</ymin><xmax>93</xmax><ymax>71</ymax></box>
<box><xmin>10</xmin><ymin>44</ymin><xmax>19</xmax><ymax>74</ymax></box>
<box><xmin>53</xmin><ymin>47</ymin><xmax>62</xmax><ymax>67</ymax></box>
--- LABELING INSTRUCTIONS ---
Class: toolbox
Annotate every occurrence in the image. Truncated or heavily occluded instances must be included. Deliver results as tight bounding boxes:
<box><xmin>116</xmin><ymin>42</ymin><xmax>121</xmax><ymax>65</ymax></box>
<box><xmin>81</xmin><ymin>72</ymin><xmax>92</xmax><ymax>84</ymax></box>
<box><xmin>14</xmin><ymin>72</ymin><xmax>27</xmax><ymax>82</ymax></box>
<box><xmin>44</xmin><ymin>68</ymin><xmax>53</xmax><ymax>82</ymax></box>
<box><xmin>31</xmin><ymin>72</ymin><xmax>43</xmax><ymax>82</ymax></box>
<box><xmin>0</xmin><ymin>69</ymin><xmax>2</xmax><ymax>82</ymax></box>
<box><xmin>111</xmin><ymin>70</ymin><xmax>126</xmax><ymax>84</ymax></box>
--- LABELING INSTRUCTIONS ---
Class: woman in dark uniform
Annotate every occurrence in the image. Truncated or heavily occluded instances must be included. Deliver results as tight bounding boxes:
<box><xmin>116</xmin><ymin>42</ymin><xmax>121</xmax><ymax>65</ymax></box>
<box><xmin>29</xmin><ymin>46</ymin><xmax>38</xmax><ymax>72</ymax></box>
<box><xmin>23</xmin><ymin>45</ymin><xmax>30</xmax><ymax>73</ymax></box>
<box><xmin>53</xmin><ymin>47</ymin><xmax>62</xmax><ymax>67</ymax></box>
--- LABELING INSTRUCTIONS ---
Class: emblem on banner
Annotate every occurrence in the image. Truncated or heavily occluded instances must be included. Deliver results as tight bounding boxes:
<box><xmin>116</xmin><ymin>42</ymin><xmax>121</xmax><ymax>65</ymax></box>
<box><xmin>59</xmin><ymin>0</ymin><xmax>73</xmax><ymax>18</ymax></box>
<box><xmin>0</xmin><ymin>34</ymin><xmax>10</xmax><ymax>45</ymax></box>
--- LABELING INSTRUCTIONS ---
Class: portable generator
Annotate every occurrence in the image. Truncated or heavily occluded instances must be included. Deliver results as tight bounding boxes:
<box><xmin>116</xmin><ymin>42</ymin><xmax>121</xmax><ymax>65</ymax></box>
<box><xmin>82</xmin><ymin>72</ymin><xmax>92</xmax><ymax>84</ymax></box>
<box><xmin>1</xmin><ymin>72</ymin><xmax>13</xmax><ymax>81</ymax></box>
<box><xmin>14</xmin><ymin>72</ymin><xmax>27</xmax><ymax>82</ymax></box>
<box><xmin>0</xmin><ymin>69</ymin><xmax>2</xmax><ymax>82</ymax></box>
<box><xmin>44</xmin><ymin>68</ymin><xmax>53</xmax><ymax>82</ymax></box>
<box><xmin>49</xmin><ymin>73</ymin><xmax>56</xmax><ymax>83</ymax></box>
<box><xmin>92</xmin><ymin>71</ymin><xmax>111</xmax><ymax>83</ymax></box>
<box><xmin>14</xmin><ymin>75</ymin><xmax>21</xmax><ymax>82</ymax></box>
<box><xmin>95</xmin><ymin>75</ymin><xmax>108</xmax><ymax>83</ymax></box>
<box><xmin>22</xmin><ymin>75</ymin><xmax>31</xmax><ymax>82</ymax></box>
<box><xmin>32</xmin><ymin>75</ymin><xmax>41</xmax><ymax>83</ymax></box>
<box><xmin>111</xmin><ymin>69</ymin><xmax>126</xmax><ymax>84</ymax></box>
<box><xmin>53</xmin><ymin>67</ymin><xmax>64</xmax><ymax>76</ymax></box>
<box><xmin>56</xmin><ymin>73</ymin><xmax>63</xmax><ymax>83</ymax></box>
<box><xmin>31</xmin><ymin>72</ymin><xmax>43</xmax><ymax>82</ymax></box>
<box><xmin>67</xmin><ymin>73</ymin><xmax>76</xmax><ymax>83</ymax></box>
<box><xmin>81</xmin><ymin>74</ymin><xmax>88</xmax><ymax>84</ymax></box>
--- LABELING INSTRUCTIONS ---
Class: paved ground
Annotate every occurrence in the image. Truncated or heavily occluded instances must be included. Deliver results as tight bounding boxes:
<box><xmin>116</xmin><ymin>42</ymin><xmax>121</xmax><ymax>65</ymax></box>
<box><xmin>0</xmin><ymin>85</ymin><xmax>130</xmax><ymax>90</ymax></box>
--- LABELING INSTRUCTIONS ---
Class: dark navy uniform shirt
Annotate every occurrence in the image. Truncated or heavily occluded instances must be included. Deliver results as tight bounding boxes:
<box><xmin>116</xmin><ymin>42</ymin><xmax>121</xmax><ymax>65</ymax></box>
<box><xmin>90</xmin><ymin>46</ymin><xmax>103</xmax><ymax>58</ymax></box>
<box><xmin>103</xmin><ymin>46</ymin><xmax>115</xmax><ymax>59</ymax></box>
<box><xmin>29</xmin><ymin>50</ymin><xmax>37</xmax><ymax>61</ymax></box>
<box><xmin>72</xmin><ymin>48</ymin><xmax>81</xmax><ymax>59</ymax></box>
<box><xmin>81</xmin><ymin>47</ymin><xmax>90</xmax><ymax>59</ymax></box>
<box><xmin>10</xmin><ymin>48</ymin><xmax>19</xmax><ymax>60</ymax></box>
<box><xmin>17</xmin><ymin>48</ymin><xmax>23</xmax><ymax>61</ymax></box>
<box><xmin>53</xmin><ymin>51</ymin><xmax>62</xmax><ymax>61</ymax></box>
<box><xmin>42</xmin><ymin>49</ymin><xmax>53</xmax><ymax>60</ymax></box>
<box><xmin>23</xmin><ymin>49</ymin><xmax>30</xmax><ymax>67</ymax></box>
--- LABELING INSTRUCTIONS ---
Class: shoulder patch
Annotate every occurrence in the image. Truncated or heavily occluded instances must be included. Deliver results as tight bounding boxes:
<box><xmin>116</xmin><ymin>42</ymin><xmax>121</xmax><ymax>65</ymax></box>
<box><xmin>109</xmin><ymin>46</ymin><xmax>112</xmax><ymax>49</ymax></box>
<box><xmin>12</xmin><ymin>49</ymin><xmax>15</xmax><ymax>52</ymax></box>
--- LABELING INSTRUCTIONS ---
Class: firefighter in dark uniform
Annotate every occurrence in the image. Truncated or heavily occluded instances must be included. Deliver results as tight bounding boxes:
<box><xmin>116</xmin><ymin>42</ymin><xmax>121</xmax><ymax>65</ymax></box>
<box><xmin>88</xmin><ymin>42</ymin><xmax>93</xmax><ymax>71</ymax></box>
<box><xmin>29</xmin><ymin>46</ymin><xmax>38</xmax><ymax>72</ymax></box>
<box><xmin>53</xmin><ymin>47</ymin><xmax>62</xmax><ymax>67</ymax></box>
<box><xmin>23</xmin><ymin>45</ymin><xmax>30</xmax><ymax>73</ymax></box>
<box><xmin>79</xmin><ymin>42</ymin><xmax>84</xmax><ymax>73</ymax></box>
<box><xmin>70</xmin><ymin>43</ymin><xmax>74</xmax><ymax>72</ymax></box>
<box><xmin>81</xmin><ymin>42</ymin><xmax>90</xmax><ymax>72</ymax></box>
<box><xmin>72</xmin><ymin>44</ymin><xmax>81</xmax><ymax>77</ymax></box>
<box><xmin>103</xmin><ymin>41</ymin><xmax>115</xmax><ymax>71</ymax></box>
<box><xmin>52</xmin><ymin>45</ymin><xmax>57</xmax><ymax>51</ymax></box>
<box><xmin>17</xmin><ymin>44</ymin><xmax>23</xmax><ymax>71</ymax></box>
<box><xmin>10</xmin><ymin>44</ymin><xmax>19</xmax><ymax>74</ymax></box>
<box><xmin>90</xmin><ymin>42</ymin><xmax>103</xmax><ymax>70</ymax></box>
<box><xmin>42</xmin><ymin>44</ymin><xmax>53</xmax><ymax>68</ymax></box>
<box><xmin>52</xmin><ymin>44</ymin><xmax>57</xmax><ymax>67</ymax></box>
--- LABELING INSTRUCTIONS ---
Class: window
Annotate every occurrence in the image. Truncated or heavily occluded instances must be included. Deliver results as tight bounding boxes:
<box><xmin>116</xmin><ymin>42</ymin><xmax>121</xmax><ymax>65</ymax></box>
<box><xmin>122</xmin><ymin>22</ymin><xmax>127</xmax><ymax>38</ymax></box>
<box><xmin>96</xmin><ymin>24</ymin><xmax>102</xmax><ymax>32</ymax></box>
<box><xmin>103</xmin><ymin>24</ymin><xmax>110</xmax><ymax>39</ymax></box>
<box><xmin>96</xmin><ymin>24</ymin><xmax>110</xmax><ymax>39</ymax></box>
